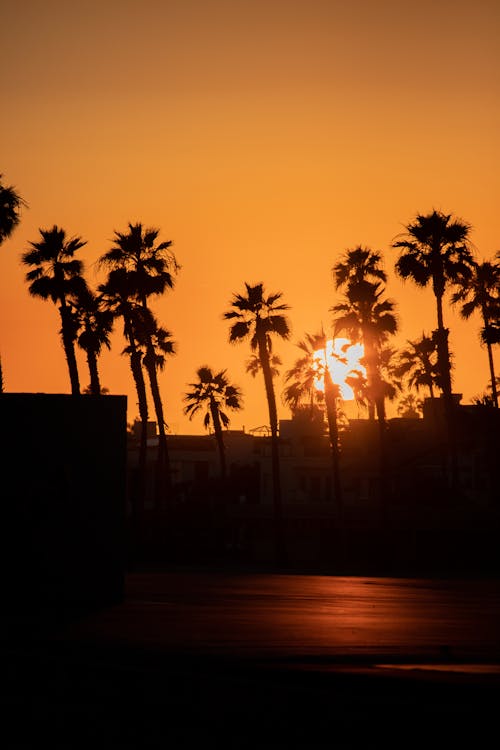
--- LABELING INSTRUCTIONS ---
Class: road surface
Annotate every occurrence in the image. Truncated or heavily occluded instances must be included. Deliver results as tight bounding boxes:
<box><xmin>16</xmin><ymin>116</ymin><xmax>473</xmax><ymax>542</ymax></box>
<box><xmin>6</xmin><ymin>569</ymin><xmax>500</xmax><ymax>743</ymax></box>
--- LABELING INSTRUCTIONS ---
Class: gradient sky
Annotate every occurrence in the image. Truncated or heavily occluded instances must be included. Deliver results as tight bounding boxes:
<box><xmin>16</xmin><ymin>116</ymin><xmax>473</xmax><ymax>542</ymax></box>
<box><xmin>1</xmin><ymin>0</ymin><xmax>499</xmax><ymax>434</ymax></box>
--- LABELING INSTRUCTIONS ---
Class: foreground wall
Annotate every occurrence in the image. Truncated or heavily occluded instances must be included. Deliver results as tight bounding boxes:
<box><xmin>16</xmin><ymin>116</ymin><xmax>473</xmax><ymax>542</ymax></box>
<box><xmin>1</xmin><ymin>393</ymin><xmax>127</xmax><ymax>612</ymax></box>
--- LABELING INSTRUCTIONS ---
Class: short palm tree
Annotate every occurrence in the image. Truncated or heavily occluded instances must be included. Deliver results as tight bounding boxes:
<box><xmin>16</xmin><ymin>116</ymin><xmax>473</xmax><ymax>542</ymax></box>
<box><xmin>393</xmin><ymin>332</ymin><xmax>440</xmax><ymax>401</ymax></box>
<box><xmin>22</xmin><ymin>226</ymin><xmax>87</xmax><ymax>394</ymax></box>
<box><xmin>71</xmin><ymin>286</ymin><xmax>114</xmax><ymax>395</ymax></box>
<box><xmin>224</xmin><ymin>282</ymin><xmax>291</xmax><ymax>563</ymax></box>
<box><xmin>392</xmin><ymin>209</ymin><xmax>474</xmax><ymax>400</ymax></box>
<box><xmin>183</xmin><ymin>366</ymin><xmax>243</xmax><ymax>479</ymax></box>
<box><xmin>0</xmin><ymin>174</ymin><xmax>26</xmax><ymax>244</ymax></box>
<box><xmin>451</xmin><ymin>257</ymin><xmax>500</xmax><ymax>408</ymax></box>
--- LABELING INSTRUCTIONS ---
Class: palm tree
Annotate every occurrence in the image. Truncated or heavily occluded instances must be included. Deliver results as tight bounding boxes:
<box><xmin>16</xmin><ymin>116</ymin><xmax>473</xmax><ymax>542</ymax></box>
<box><xmin>71</xmin><ymin>286</ymin><xmax>114</xmax><ymax>395</ymax></box>
<box><xmin>393</xmin><ymin>332</ymin><xmax>440</xmax><ymax>401</ymax></box>
<box><xmin>224</xmin><ymin>282</ymin><xmax>291</xmax><ymax>563</ymax></box>
<box><xmin>283</xmin><ymin>330</ymin><xmax>344</xmax><ymax>508</ymax></box>
<box><xmin>0</xmin><ymin>174</ymin><xmax>26</xmax><ymax>244</ymax></box>
<box><xmin>99</xmin><ymin>223</ymin><xmax>179</xmax><ymax>496</ymax></box>
<box><xmin>451</xmin><ymin>257</ymin><xmax>500</xmax><ymax>408</ymax></box>
<box><xmin>331</xmin><ymin>280</ymin><xmax>398</xmax><ymax>508</ymax></box>
<box><xmin>99</xmin><ymin>268</ymin><xmax>150</xmax><ymax>509</ymax></box>
<box><xmin>392</xmin><ymin>209</ymin><xmax>474</xmax><ymax>401</ymax></box>
<box><xmin>22</xmin><ymin>226</ymin><xmax>87</xmax><ymax>394</ymax></box>
<box><xmin>183</xmin><ymin>366</ymin><xmax>243</xmax><ymax>479</ymax></box>
<box><xmin>331</xmin><ymin>280</ymin><xmax>398</xmax><ymax>425</ymax></box>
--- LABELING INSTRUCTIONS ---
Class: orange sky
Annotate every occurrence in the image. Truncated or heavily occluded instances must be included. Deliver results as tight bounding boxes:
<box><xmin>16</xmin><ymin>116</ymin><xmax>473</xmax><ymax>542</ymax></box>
<box><xmin>1</xmin><ymin>0</ymin><xmax>499</xmax><ymax>434</ymax></box>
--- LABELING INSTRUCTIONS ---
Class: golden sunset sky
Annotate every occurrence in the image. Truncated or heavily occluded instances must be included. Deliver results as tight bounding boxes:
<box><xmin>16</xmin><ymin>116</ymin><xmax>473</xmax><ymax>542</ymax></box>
<box><xmin>1</xmin><ymin>0</ymin><xmax>499</xmax><ymax>434</ymax></box>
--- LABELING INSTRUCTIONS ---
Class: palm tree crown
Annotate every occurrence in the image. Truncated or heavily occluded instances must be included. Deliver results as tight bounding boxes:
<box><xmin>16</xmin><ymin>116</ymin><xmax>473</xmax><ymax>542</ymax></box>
<box><xmin>99</xmin><ymin>222</ymin><xmax>179</xmax><ymax>300</ymax></box>
<box><xmin>0</xmin><ymin>174</ymin><xmax>27</xmax><ymax>244</ymax></box>
<box><xmin>392</xmin><ymin>209</ymin><xmax>474</xmax><ymax>399</ymax></box>
<box><xmin>333</xmin><ymin>246</ymin><xmax>387</xmax><ymax>290</ymax></box>
<box><xmin>225</xmin><ymin>282</ymin><xmax>291</xmax><ymax>351</ymax></box>
<box><xmin>22</xmin><ymin>226</ymin><xmax>87</xmax><ymax>394</ymax></box>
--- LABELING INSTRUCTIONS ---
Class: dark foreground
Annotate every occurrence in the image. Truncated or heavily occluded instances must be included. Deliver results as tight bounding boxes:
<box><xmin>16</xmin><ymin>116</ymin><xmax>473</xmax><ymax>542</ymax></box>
<box><xmin>5</xmin><ymin>569</ymin><xmax>500</xmax><ymax>745</ymax></box>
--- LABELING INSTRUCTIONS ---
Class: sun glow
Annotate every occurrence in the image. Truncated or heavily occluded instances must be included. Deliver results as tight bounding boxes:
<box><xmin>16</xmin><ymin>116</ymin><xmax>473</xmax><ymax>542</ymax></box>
<box><xmin>313</xmin><ymin>338</ymin><xmax>365</xmax><ymax>400</ymax></box>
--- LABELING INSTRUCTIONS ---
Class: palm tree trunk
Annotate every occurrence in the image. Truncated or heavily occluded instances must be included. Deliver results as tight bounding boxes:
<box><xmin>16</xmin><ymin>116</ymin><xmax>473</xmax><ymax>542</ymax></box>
<box><xmin>210</xmin><ymin>401</ymin><xmax>227</xmax><ymax>479</ymax></box>
<box><xmin>144</xmin><ymin>346</ymin><xmax>172</xmax><ymax>504</ymax></box>
<box><xmin>59</xmin><ymin>304</ymin><xmax>80</xmax><ymax>395</ymax></box>
<box><xmin>324</xmin><ymin>371</ymin><xmax>342</xmax><ymax>511</ymax></box>
<box><xmin>258</xmin><ymin>338</ymin><xmax>285</xmax><ymax>566</ymax></box>
<box><xmin>486</xmin><ymin>339</ymin><xmax>498</xmax><ymax>409</ymax></box>
<box><xmin>434</xmin><ymin>297</ymin><xmax>458</xmax><ymax>492</ymax></box>
<box><xmin>128</xmin><ymin>338</ymin><xmax>149</xmax><ymax>519</ymax></box>
<box><xmin>86</xmin><ymin>349</ymin><xmax>101</xmax><ymax>395</ymax></box>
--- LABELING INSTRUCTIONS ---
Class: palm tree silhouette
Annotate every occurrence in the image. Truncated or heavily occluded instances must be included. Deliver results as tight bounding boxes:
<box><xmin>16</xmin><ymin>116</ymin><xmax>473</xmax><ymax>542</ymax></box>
<box><xmin>393</xmin><ymin>332</ymin><xmax>441</xmax><ymax>401</ymax></box>
<box><xmin>331</xmin><ymin>279</ymin><xmax>398</xmax><ymax>426</ymax></box>
<box><xmin>100</xmin><ymin>223</ymin><xmax>179</xmax><ymax>496</ymax></box>
<box><xmin>224</xmin><ymin>282</ymin><xmax>291</xmax><ymax>563</ymax></box>
<box><xmin>332</xmin><ymin>280</ymin><xmax>398</xmax><ymax>507</ymax></box>
<box><xmin>22</xmin><ymin>226</ymin><xmax>87</xmax><ymax>394</ymax></box>
<box><xmin>0</xmin><ymin>174</ymin><xmax>26</xmax><ymax>244</ymax></box>
<box><xmin>283</xmin><ymin>330</ymin><xmax>345</xmax><ymax>508</ymax></box>
<box><xmin>392</xmin><ymin>209</ymin><xmax>474</xmax><ymax>400</ymax></box>
<box><xmin>451</xmin><ymin>256</ymin><xmax>500</xmax><ymax>409</ymax></box>
<box><xmin>71</xmin><ymin>285</ymin><xmax>114</xmax><ymax>396</ymax></box>
<box><xmin>99</xmin><ymin>268</ymin><xmax>150</xmax><ymax>508</ymax></box>
<box><xmin>183</xmin><ymin>366</ymin><xmax>243</xmax><ymax>479</ymax></box>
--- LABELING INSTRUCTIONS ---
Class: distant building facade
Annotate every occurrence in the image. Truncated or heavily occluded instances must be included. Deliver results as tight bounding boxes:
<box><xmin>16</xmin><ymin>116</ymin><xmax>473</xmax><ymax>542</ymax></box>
<box><xmin>127</xmin><ymin>396</ymin><xmax>500</xmax><ymax>573</ymax></box>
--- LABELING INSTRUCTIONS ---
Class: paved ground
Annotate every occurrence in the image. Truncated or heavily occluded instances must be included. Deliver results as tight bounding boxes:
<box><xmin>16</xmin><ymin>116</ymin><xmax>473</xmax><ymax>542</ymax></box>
<box><xmin>5</xmin><ymin>569</ymin><xmax>500</xmax><ymax>745</ymax></box>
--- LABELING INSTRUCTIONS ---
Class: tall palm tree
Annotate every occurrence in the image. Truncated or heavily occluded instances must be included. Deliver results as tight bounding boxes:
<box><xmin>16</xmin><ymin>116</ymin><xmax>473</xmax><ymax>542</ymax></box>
<box><xmin>71</xmin><ymin>286</ymin><xmax>114</xmax><ymax>396</ymax></box>
<box><xmin>283</xmin><ymin>330</ymin><xmax>344</xmax><ymax>508</ymax></box>
<box><xmin>451</xmin><ymin>257</ymin><xmax>500</xmax><ymax>408</ymax></box>
<box><xmin>22</xmin><ymin>226</ymin><xmax>87</xmax><ymax>394</ymax></box>
<box><xmin>99</xmin><ymin>268</ymin><xmax>150</xmax><ymax>509</ymax></box>
<box><xmin>99</xmin><ymin>222</ymin><xmax>179</xmax><ymax>496</ymax></box>
<box><xmin>183</xmin><ymin>366</ymin><xmax>243</xmax><ymax>479</ymax></box>
<box><xmin>393</xmin><ymin>332</ymin><xmax>440</xmax><ymax>401</ymax></box>
<box><xmin>392</xmin><ymin>209</ymin><xmax>474</xmax><ymax>401</ymax></box>
<box><xmin>331</xmin><ymin>280</ymin><xmax>398</xmax><ymax>508</ymax></box>
<box><xmin>0</xmin><ymin>174</ymin><xmax>26</xmax><ymax>244</ymax></box>
<box><xmin>224</xmin><ymin>282</ymin><xmax>291</xmax><ymax>563</ymax></box>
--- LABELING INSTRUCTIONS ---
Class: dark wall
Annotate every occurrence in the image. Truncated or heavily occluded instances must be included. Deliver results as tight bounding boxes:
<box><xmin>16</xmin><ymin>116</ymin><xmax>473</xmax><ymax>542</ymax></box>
<box><xmin>1</xmin><ymin>393</ymin><xmax>127</xmax><ymax>612</ymax></box>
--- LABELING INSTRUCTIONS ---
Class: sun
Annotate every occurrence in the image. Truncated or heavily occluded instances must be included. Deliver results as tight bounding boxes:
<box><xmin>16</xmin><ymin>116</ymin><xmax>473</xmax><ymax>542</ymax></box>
<box><xmin>313</xmin><ymin>338</ymin><xmax>365</xmax><ymax>400</ymax></box>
